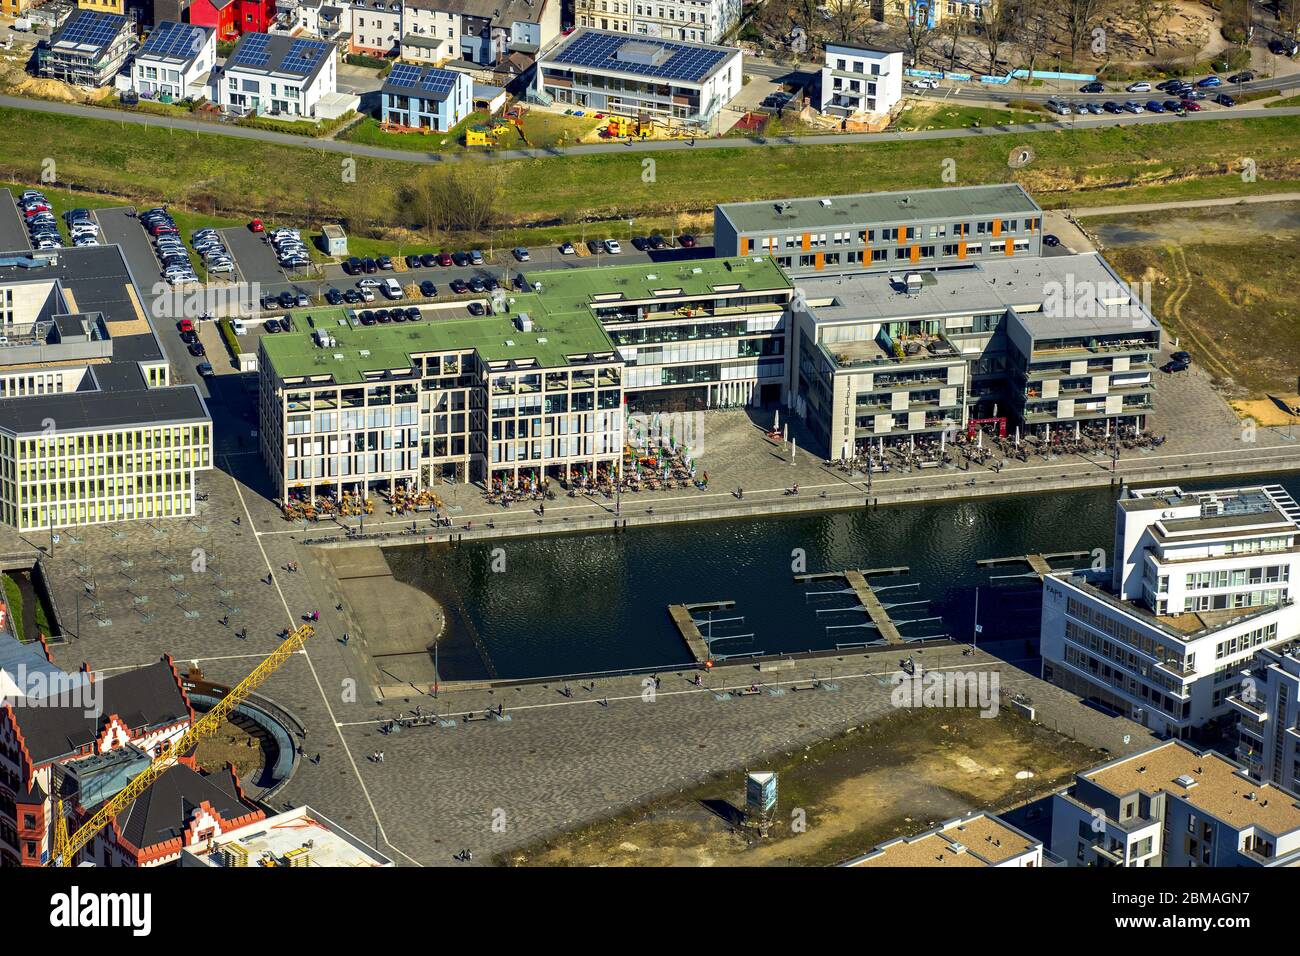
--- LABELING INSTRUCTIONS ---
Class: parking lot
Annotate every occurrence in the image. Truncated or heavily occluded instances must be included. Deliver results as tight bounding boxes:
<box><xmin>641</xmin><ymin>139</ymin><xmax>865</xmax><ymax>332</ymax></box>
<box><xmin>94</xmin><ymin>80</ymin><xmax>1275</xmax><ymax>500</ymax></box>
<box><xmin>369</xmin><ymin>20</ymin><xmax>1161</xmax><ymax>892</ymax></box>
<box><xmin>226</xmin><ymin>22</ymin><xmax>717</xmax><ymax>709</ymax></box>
<box><xmin>219</xmin><ymin>224</ymin><xmax>301</xmax><ymax>289</ymax></box>
<box><xmin>0</xmin><ymin>189</ymin><xmax>32</xmax><ymax>251</ymax></box>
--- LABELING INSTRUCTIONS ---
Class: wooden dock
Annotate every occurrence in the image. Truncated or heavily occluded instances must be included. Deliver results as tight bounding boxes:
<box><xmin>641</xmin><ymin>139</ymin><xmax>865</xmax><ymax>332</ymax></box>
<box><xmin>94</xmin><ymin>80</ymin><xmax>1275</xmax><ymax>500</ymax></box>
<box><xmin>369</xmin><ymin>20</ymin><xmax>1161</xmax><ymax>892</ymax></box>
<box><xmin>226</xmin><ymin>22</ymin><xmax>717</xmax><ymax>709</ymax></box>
<box><xmin>794</xmin><ymin>568</ymin><xmax>910</xmax><ymax>645</ymax></box>
<box><xmin>977</xmin><ymin>551</ymin><xmax>1090</xmax><ymax>579</ymax></box>
<box><xmin>667</xmin><ymin>600</ymin><xmax>734</xmax><ymax>664</ymax></box>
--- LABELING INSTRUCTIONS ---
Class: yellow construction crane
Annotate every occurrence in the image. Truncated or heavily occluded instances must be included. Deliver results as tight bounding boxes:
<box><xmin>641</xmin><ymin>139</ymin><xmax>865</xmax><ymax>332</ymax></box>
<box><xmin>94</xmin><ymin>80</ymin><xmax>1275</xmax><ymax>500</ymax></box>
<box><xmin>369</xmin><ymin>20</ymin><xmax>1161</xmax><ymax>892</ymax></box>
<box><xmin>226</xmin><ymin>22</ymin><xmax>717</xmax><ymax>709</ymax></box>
<box><xmin>49</xmin><ymin>624</ymin><xmax>315</xmax><ymax>867</ymax></box>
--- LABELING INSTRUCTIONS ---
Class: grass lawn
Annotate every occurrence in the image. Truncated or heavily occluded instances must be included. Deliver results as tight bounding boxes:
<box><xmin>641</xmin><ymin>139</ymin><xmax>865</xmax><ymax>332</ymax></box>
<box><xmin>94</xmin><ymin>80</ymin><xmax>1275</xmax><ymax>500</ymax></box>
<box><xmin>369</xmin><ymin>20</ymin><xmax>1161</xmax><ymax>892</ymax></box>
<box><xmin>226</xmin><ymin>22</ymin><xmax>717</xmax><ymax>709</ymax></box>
<box><xmin>340</xmin><ymin>114</ymin><xmax>484</xmax><ymax>152</ymax></box>
<box><xmin>892</xmin><ymin>102</ymin><xmax>1043</xmax><ymax>131</ymax></box>
<box><xmin>1266</xmin><ymin>93</ymin><xmax>1300</xmax><ymax>108</ymax></box>
<box><xmin>340</xmin><ymin>109</ymin><xmax>599</xmax><ymax>152</ymax></box>
<box><xmin>1093</xmin><ymin>203</ymin><xmax>1300</xmax><ymax>399</ymax></box>
<box><xmin>2</xmin><ymin>107</ymin><xmax>1300</xmax><ymax>249</ymax></box>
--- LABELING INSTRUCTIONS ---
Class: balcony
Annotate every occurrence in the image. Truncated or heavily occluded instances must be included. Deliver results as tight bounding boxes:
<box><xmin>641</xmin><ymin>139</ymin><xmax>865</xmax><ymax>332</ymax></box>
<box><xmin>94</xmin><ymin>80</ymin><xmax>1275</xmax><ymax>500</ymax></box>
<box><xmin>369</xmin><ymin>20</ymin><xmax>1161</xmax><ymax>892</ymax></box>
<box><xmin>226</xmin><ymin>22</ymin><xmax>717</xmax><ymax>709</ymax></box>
<box><xmin>1228</xmin><ymin>694</ymin><xmax>1269</xmax><ymax>722</ymax></box>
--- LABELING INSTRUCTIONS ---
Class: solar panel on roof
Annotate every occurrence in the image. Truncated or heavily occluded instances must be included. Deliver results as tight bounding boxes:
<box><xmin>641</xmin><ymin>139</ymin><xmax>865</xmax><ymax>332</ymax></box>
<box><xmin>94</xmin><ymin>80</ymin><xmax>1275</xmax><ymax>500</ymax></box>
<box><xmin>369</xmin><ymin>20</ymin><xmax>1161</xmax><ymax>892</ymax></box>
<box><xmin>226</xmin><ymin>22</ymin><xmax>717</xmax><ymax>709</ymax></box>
<box><xmin>140</xmin><ymin>21</ymin><xmax>207</xmax><ymax>61</ymax></box>
<box><xmin>550</xmin><ymin>30</ymin><xmax>729</xmax><ymax>83</ymax></box>
<box><xmin>231</xmin><ymin>32</ymin><xmax>271</xmax><ymax>68</ymax></box>
<box><xmin>280</xmin><ymin>37</ymin><xmax>330</xmax><ymax>76</ymax></box>
<box><xmin>386</xmin><ymin>63</ymin><xmax>458</xmax><ymax>95</ymax></box>
<box><xmin>57</xmin><ymin>10</ymin><xmax>127</xmax><ymax>52</ymax></box>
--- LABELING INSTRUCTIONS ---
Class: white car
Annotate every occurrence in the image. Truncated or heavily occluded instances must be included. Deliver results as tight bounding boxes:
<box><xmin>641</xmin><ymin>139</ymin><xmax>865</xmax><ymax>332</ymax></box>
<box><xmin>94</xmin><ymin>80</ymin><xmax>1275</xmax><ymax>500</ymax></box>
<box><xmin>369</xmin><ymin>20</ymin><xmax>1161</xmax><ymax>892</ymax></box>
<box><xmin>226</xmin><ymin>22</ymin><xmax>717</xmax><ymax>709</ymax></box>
<box><xmin>1126</xmin><ymin>81</ymin><xmax>1152</xmax><ymax>93</ymax></box>
<box><xmin>603</xmin><ymin>239</ymin><xmax>622</xmax><ymax>254</ymax></box>
<box><xmin>910</xmin><ymin>78</ymin><xmax>939</xmax><ymax>90</ymax></box>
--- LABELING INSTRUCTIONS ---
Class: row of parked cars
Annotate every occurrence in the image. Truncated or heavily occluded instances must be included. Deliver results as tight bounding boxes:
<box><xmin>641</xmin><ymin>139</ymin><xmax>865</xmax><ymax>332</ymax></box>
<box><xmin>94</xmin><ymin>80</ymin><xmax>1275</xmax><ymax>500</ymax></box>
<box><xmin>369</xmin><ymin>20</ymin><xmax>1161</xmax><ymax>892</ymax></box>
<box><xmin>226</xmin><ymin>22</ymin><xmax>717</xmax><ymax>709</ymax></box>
<box><xmin>19</xmin><ymin>191</ymin><xmax>67</xmax><ymax>251</ymax></box>
<box><xmin>191</xmin><ymin>228</ymin><xmax>234</xmax><ymax>275</ymax></box>
<box><xmin>140</xmin><ymin>208</ymin><xmax>199</xmax><ymax>285</ymax></box>
<box><xmin>64</xmin><ymin>209</ymin><xmax>100</xmax><ymax>248</ymax></box>
<box><xmin>270</xmin><ymin>228</ymin><xmax>311</xmax><ymax>271</ymax></box>
<box><xmin>353</xmin><ymin>307</ymin><xmax>423</xmax><ymax>326</ymax></box>
<box><xmin>1050</xmin><ymin>74</ymin><xmax>1249</xmax><ymax>115</ymax></box>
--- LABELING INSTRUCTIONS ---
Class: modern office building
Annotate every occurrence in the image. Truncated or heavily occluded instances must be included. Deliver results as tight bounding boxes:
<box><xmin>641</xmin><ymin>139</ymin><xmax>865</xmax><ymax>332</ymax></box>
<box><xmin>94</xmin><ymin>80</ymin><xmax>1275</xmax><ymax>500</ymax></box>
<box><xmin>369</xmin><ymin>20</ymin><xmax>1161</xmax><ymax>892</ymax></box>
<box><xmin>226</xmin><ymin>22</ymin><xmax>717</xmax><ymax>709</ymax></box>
<box><xmin>791</xmin><ymin>252</ymin><xmax>1159</xmax><ymax>457</ymax></box>
<box><xmin>537</xmin><ymin>256</ymin><xmax>793</xmax><ymax>411</ymax></box>
<box><xmin>1050</xmin><ymin>739</ymin><xmax>1300</xmax><ymax>867</ymax></box>
<box><xmin>216</xmin><ymin>32</ymin><xmax>345</xmax><ymax>119</ymax></box>
<box><xmin>842</xmin><ymin>811</ymin><xmax>1043</xmax><ymax>867</ymax></box>
<box><xmin>0</xmin><ymin>247</ymin><xmax>212</xmax><ymax>533</ymax></box>
<box><xmin>38</xmin><ymin>9</ymin><xmax>135</xmax><ymax>87</ymax></box>
<box><xmin>131</xmin><ymin>20</ymin><xmax>217</xmax><ymax>101</ymax></box>
<box><xmin>534</xmin><ymin>27</ymin><xmax>742</xmax><ymax>125</ymax></box>
<box><xmin>1231</xmin><ymin>642</ymin><xmax>1300</xmax><ymax>790</ymax></box>
<box><xmin>1041</xmin><ymin>484</ymin><xmax>1300</xmax><ymax>738</ymax></box>
<box><xmin>818</xmin><ymin>42</ymin><xmax>903</xmax><ymax>118</ymax></box>
<box><xmin>713</xmin><ymin>184</ymin><xmax>1043</xmax><ymax>278</ymax></box>
<box><xmin>572</xmin><ymin>0</ymin><xmax>741</xmax><ymax>45</ymax></box>
<box><xmin>379</xmin><ymin>62</ymin><xmax>474</xmax><ymax>130</ymax></box>
<box><xmin>400</xmin><ymin>0</ymin><xmax>560</xmax><ymax>67</ymax></box>
<box><xmin>257</xmin><ymin>298</ymin><xmax>623</xmax><ymax>499</ymax></box>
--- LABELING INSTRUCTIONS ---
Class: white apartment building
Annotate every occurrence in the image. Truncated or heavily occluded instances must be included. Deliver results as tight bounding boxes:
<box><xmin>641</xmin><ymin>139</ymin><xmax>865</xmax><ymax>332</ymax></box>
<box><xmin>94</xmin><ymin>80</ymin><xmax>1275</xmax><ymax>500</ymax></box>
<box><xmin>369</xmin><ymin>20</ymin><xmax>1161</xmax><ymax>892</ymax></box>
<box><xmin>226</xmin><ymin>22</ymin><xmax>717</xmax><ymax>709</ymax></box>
<box><xmin>349</xmin><ymin>0</ymin><xmax>402</xmax><ymax>55</ymax></box>
<box><xmin>1051</xmin><ymin>739</ymin><xmax>1300</xmax><ymax>867</ymax></box>
<box><xmin>573</xmin><ymin>0</ymin><xmax>741</xmax><ymax>45</ymax></box>
<box><xmin>401</xmin><ymin>0</ymin><xmax>560</xmax><ymax>66</ymax></box>
<box><xmin>1041</xmin><ymin>484</ymin><xmax>1300</xmax><ymax>738</ymax></box>
<box><xmin>819</xmin><ymin>41</ymin><xmax>903</xmax><ymax>117</ymax></box>
<box><xmin>1230</xmin><ymin>642</ymin><xmax>1300</xmax><ymax>791</ymax></box>
<box><xmin>131</xmin><ymin>21</ymin><xmax>216</xmax><ymax>101</ymax></box>
<box><xmin>843</xmin><ymin>811</ymin><xmax>1043</xmax><ymax>866</ymax></box>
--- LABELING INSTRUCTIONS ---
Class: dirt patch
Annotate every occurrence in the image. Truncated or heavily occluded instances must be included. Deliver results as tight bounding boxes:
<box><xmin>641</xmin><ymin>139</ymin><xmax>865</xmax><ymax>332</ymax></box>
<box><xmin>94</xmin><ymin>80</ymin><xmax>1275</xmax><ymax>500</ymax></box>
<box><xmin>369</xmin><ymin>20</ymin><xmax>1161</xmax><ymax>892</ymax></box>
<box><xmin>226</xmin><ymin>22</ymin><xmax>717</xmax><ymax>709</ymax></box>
<box><xmin>1231</xmin><ymin>397</ymin><xmax>1300</xmax><ymax>427</ymax></box>
<box><xmin>1095</xmin><ymin>204</ymin><xmax>1300</xmax><ymax>399</ymax></box>
<box><xmin>505</xmin><ymin>707</ymin><xmax>1102</xmax><ymax>867</ymax></box>
<box><xmin>191</xmin><ymin>719</ymin><xmax>266</xmax><ymax>780</ymax></box>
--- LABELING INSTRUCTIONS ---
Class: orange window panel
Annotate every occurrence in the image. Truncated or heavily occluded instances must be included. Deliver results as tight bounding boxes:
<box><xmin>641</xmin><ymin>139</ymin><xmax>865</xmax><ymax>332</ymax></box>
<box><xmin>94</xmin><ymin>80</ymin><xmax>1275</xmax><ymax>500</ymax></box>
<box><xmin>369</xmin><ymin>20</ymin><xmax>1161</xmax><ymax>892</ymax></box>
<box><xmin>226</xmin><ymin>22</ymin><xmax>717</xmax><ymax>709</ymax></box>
<box><xmin>992</xmin><ymin>219</ymin><xmax>1002</xmax><ymax>238</ymax></box>
<box><xmin>1005</xmin><ymin>238</ymin><xmax>1014</xmax><ymax>256</ymax></box>
<box><xmin>814</xmin><ymin>252</ymin><xmax>825</xmax><ymax>270</ymax></box>
<box><xmin>957</xmin><ymin>241</ymin><xmax>967</xmax><ymax>259</ymax></box>
<box><xmin>739</xmin><ymin>236</ymin><xmax>750</xmax><ymax>255</ymax></box>
<box><xmin>801</xmin><ymin>233</ymin><xmax>811</xmax><ymax>251</ymax></box>
<box><xmin>909</xmin><ymin>245</ymin><xmax>920</xmax><ymax>263</ymax></box>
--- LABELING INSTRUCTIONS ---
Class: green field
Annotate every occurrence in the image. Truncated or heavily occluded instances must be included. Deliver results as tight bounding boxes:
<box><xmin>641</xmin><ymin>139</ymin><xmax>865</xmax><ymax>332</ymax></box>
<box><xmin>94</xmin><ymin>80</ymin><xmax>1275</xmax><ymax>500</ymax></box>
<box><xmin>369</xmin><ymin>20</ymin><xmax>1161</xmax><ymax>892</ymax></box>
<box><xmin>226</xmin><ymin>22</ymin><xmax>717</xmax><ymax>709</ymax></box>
<box><xmin>2</xmin><ymin>107</ymin><xmax>1298</xmax><ymax>249</ymax></box>
<box><xmin>892</xmin><ymin>102</ymin><xmax>1044</xmax><ymax>131</ymax></box>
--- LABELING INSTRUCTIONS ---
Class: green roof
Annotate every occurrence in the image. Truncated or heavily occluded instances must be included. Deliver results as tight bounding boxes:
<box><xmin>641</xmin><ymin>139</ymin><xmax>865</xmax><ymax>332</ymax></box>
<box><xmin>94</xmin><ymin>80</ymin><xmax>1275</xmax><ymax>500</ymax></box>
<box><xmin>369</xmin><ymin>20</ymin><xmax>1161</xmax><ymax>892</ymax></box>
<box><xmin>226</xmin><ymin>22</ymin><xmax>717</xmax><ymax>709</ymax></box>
<box><xmin>259</xmin><ymin>256</ymin><xmax>792</xmax><ymax>385</ymax></box>
<box><xmin>716</xmin><ymin>184</ymin><xmax>1040</xmax><ymax>234</ymax></box>
<box><xmin>260</xmin><ymin>305</ymin><xmax>616</xmax><ymax>385</ymax></box>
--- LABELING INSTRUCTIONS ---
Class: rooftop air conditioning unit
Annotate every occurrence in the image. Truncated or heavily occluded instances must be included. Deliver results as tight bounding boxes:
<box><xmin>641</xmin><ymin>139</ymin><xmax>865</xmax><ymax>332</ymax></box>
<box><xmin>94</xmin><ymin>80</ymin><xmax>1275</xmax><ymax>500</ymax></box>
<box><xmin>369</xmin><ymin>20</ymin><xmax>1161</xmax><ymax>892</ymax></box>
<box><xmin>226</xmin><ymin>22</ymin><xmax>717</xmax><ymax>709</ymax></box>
<box><xmin>516</xmin><ymin>313</ymin><xmax>533</xmax><ymax>332</ymax></box>
<box><xmin>904</xmin><ymin>272</ymin><xmax>923</xmax><ymax>293</ymax></box>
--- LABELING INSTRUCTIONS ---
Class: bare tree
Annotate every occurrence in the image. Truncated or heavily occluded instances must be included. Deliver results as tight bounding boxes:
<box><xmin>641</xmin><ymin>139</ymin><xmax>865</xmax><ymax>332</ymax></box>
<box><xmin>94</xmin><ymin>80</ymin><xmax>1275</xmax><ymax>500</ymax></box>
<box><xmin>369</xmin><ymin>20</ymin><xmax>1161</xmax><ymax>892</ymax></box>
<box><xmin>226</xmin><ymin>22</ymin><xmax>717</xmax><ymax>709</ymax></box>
<box><xmin>903</xmin><ymin>4</ymin><xmax>938</xmax><ymax>67</ymax></box>
<box><xmin>1284</xmin><ymin>0</ymin><xmax>1300</xmax><ymax>41</ymax></box>
<box><xmin>1064</xmin><ymin>0</ymin><xmax>1109</xmax><ymax>64</ymax></box>
<box><xmin>1126</xmin><ymin>0</ymin><xmax>1175</xmax><ymax>55</ymax></box>
<box><xmin>978</xmin><ymin>0</ymin><xmax>1013</xmax><ymax>75</ymax></box>
<box><xmin>403</xmin><ymin>164</ymin><xmax>504</xmax><ymax>241</ymax></box>
<box><xmin>1018</xmin><ymin>0</ymin><xmax>1054</xmax><ymax>80</ymax></box>
<box><xmin>826</xmin><ymin>0</ymin><xmax>869</xmax><ymax>41</ymax></box>
<box><xmin>943</xmin><ymin>3</ymin><xmax>969</xmax><ymax>72</ymax></box>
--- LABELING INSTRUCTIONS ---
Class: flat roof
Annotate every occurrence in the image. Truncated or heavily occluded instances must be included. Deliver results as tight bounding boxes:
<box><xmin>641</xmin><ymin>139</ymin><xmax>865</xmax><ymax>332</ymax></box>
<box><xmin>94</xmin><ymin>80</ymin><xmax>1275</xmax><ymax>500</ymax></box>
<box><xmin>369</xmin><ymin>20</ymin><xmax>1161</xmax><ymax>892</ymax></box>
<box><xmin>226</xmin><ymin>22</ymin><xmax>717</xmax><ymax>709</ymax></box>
<box><xmin>718</xmin><ymin>184</ymin><xmax>1040</xmax><ymax>234</ymax></box>
<box><xmin>799</xmin><ymin>253</ymin><xmax>1158</xmax><ymax>340</ymax></box>
<box><xmin>0</xmin><ymin>386</ymin><xmax>209</xmax><ymax>436</ymax></box>
<box><xmin>845</xmin><ymin>812</ymin><xmax>1039</xmax><ymax>867</ymax></box>
<box><xmin>1084</xmin><ymin>740</ymin><xmax>1300</xmax><ymax>838</ymax></box>
<box><xmin>523</xmin><ymin>255</ymin><xmax>791</xmax><ymax>310</ymax></box>
<box><xmin>186</xmin><ymin>806</ymin><xmax>394</xmax><ymax>867</ymax></box>
<box><xmin>542</xmin><ymin>28</ymin><xmax>738</xmax><ymax>84</ymax></box>
<box><xmin>261</xmin><ymin>305</ymin><xmax>616</xmax><ymax>383</ymax></box>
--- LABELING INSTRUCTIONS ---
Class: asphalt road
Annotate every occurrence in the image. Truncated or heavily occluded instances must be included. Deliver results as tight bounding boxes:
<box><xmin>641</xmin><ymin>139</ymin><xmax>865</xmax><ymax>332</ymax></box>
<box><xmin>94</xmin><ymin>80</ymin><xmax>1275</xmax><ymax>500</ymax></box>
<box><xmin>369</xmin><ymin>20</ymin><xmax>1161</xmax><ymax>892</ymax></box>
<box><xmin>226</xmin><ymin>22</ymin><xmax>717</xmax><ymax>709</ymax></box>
<box><xmin>0</xmin><ymin>189</ymin><xmax>32</xmax><ymax>251</ymax></box>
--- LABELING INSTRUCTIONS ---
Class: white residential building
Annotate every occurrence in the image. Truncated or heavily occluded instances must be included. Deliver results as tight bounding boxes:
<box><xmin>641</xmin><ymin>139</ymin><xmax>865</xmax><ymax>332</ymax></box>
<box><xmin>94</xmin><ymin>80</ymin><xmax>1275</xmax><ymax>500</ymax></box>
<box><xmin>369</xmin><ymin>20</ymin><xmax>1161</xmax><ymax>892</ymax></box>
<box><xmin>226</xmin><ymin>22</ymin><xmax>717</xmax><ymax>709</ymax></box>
<box><xmin>131</xmin><ymin>21</ymin><xmax>216</xmax><ymax>101</ymax></box>
<box><xmin>401</xmin><ymin>0</ymin><xmax>560</xmax><ymax>66</ymax></box>
<box><xmin>1230</xmin><ymin>641</ymin><xmax>1300</xmax><ymax>791</ymax></box>
<box><xmin>349</xmin><ymin>0</ymin><xmax>402</xmax><ymax>55</ymax></box>
<box><xmin>573</xmin><ymin>0</ymin><xmax>741</xmax><ymax>45</ymax></box>
<box><xmin>842</xmin><ymin>811</ymin><xmax>1043</xmax><ymax>867</ymax></box>
<box><xmin>819</xmin><ymin>41</ymin><xmax>903</xmax><ymax>117</ymax></box>
<box><xmin>1050</xmin><ymin>739</ymin><xmax>1300</xmax><ymax>867</ymax></box>
<box><xmin>1041</xmin><ymin>484</ymin><xmax>1300</xmax><ymax>738</ymax></box>
<box><xmin>217</xmin><ymin>32</ymin><xmax>344</xmax><ymax>119</ymax></box>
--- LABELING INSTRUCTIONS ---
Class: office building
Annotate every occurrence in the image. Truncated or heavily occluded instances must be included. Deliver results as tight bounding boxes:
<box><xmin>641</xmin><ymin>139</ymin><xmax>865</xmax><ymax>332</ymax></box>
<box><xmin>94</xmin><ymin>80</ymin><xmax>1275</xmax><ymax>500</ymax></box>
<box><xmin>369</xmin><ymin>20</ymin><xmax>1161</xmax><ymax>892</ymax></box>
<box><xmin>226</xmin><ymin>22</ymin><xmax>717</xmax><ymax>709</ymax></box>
<box><xmin>1231</xmin><ymin>642</ymin><xmax>1300</xmax><ymax>790</ymax></box>
<box><xmin>534</xmin><ymin>27</ymin><xmax>742</xmax><ymax>125</ymax></box>
<box><xmin>1041</xmin><ymin>484</ymin><xmax>1300</xmax><ymax>738</ymax></box>
<box><xmin>1050</xmin><ymin>739</ymin><xmax>1300</xmax><ymax>866</ymax></box>
<box><xmin>0</xmin><ymin>246</ymin><xmax>212</xmax><ymax>533</ymax></box>
<box><xmin>713</xmin><ymin>184</ymin><xmax>1043</xmax><ymax>278</ymax></box>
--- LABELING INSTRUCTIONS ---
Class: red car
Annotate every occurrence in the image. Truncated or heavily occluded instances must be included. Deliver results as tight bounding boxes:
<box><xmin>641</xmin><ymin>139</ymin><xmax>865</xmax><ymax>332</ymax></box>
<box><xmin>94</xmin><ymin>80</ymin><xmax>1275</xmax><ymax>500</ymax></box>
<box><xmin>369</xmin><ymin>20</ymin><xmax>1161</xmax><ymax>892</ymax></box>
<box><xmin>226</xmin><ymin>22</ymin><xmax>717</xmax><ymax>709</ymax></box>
<box><xmin>678</xmin><ymin>234</ymin><xmax>697</xmax><ymax>248</ymax></box>
<box><xmin>1179</xmin><ymin>98</ymin><xmax>1202</xmax><ymax>111</ymax></box>
<box><xmin>177</xmin><ymin>318</ymin><xmax>194</xmax><ymax>334</ymax></box>
<box><xmin>436</xmin><ymin>252</ymin><xmax>453</xmax><ymax>266</ymax></box>
<box><xmin>249</xmin><ymin>218</ymin><xmax>265</xmax><ymax>232</ymax></box>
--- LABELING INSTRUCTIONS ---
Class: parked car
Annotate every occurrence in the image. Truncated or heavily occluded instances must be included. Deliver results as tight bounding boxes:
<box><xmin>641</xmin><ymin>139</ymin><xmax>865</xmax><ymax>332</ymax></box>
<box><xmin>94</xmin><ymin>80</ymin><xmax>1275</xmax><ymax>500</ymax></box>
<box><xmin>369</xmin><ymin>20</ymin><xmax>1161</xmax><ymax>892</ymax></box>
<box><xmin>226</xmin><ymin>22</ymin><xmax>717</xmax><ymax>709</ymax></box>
<box><xmin>362</xmin><ymin>258</ymin><xmax>378</xmax><ymax>273</ymax></box>
<box><xmin>377</xmin><ymin>256</ymin><xmax>393</xmax><ymax>270</ymax></box>
<box><xmin>404</xmin><ymin>307</ymin><xmax>421</xmax><ymax>321</ymax></box>
<box><xmin>1084</xmin><ymin>102</ymin><xmax>1103</xmax><ymax>115</ymax></box>
<box><xmin>381</xmin><ymin>278</ymin><xmax>403</xmax><ymax>300</ymax></box>
<box><xmin>1043</xmin><ymin>234</ymin><xmax>1060</xmax><ymax>247</ymax></box>
<box><xmin>1171</xmin><ymin>350</ymin><xmax>1191</xmax><ymax>365</ymax></box>
<box><xmin>1145</xmin><ymin>100</ymin><xmax>1166</xmax><ymax>113</ymax></box>
<box><xmin>1045</xmin><ymin>99</ymin><xmax>1071</xmax><ymax>115</ymax></box>
<box><xmin>343</xmin><ymin>289</ymin><xmax>361</xmax><ymax>304</ymax></box>
<box><xmin>909</xmin><ymin>78</ymin><xmax>938</xmax><ymax>90</ymax></box>
<box><xmin>1162</xmin><ymin>358</ymin><xmax>1190</xmax><ymax>373</ymax></box>
<box><xmin>1179</xmin><ymin>98</ymin><xmax>1202</xmax><ymax>112</ymax></box>
<box><xmin>631</xmin><ymin>236</ymin><xmax>650</xmax><ymax>251</ymax></box>
<box><xmin>343</xmin><ymin>257</ymin><xmax>362</xmax><ymax>275</ymax></box>
<box><xmin>278</xmin><ymin>291</ymin><xmax>296</xmax><ymax>309</ymax></box>
<box><xmin>470</xmin><ymin>250</ymin><xmax>484</xmax><ymax>265</ymax></box>
<box><xmin>1080</xmin><ymin>81</ymin><xmax>1105</xmax><ymax>93</ymax></box>
<box><xmin>1162</xmin><ymin>99</ymin><xmax>1183</xmax><ymax>112</ymax></box>
<box><xmin>436</xmin><ymin>252</ymin><xmax>454</xmax><ymax>266</ymax></box>
<box><xmin>468</xmin><ymin>276</ymin><xmax>487</xmax><ymax>293</ymax></box>
<box><xmin>325</xmin><ymin>288</ymin><xmax>344</xmax><ymax>304</ymax></box>
<box><xmin>513</xmin><ymin>247</ymin><xmax>530</xmax><ymax>262</ymax></box>
<box><xmin>197</xmin><ymin>362</ymin><xmax>213</xmax><ymax>376</ymax></box>
<box><xmin>419</xmin><ymin>280</ymin><xmax>437</xmax><ymax>297</ymax></box>
<box><xmin>649</xmin><ymin>235</ymin><xmax>669</xmax><ymax>250</ymax></box>
<box><xmin>188</xmin><ymin>342</ymin><xmax>205</xmax><ymax>356</ymax></box>
<box><xmin>249</xmin><ymin>219</ymin><xmax>264</xmax><ymax>232</ymax></box>
<box><xmin>678</xmin><ymin>234</ymin><xmax>697</xmax><ymax>248</ymax></box>
<box><xmin>559</xmin><ymin>242</ymin><xmax>576</xmax><ymax>255</ymax></box>
<box><xmin>1126</xmin><ymin>81</ymin><xmax>1152</xmax><ymax>93</ymax></box>
<box><xmin>1214</xmin><ymin>93</ymin><xmax>1236</xmax><ymax>107</ymax></box>
<box><xmin>1227</xmin><ymin>71</ymin><xmax>1254</xmax><ymax>84</ymax></box>
<box><xmin>1196</xmin><ymin>75</ymin><xmax>1221</xmax><ymax>87</ymax></box>
<box><xmin>1102</xmin><ymin>101</ymin><xmax>1123</xmax><ymax>113</ymax></box>
<box><xmin>450</xmin><ymin>278</ymin><xmax>469</xmax><ymax>294</ymax></box>
<box><xmin>420</xmin><ymin>253</ymin><xmax>438</xmax><ymax>268</ymax></box>
<box><xmin>1122</xmin><ymin>100</ymin><xmax>1145</xmax><ymax>113</ymax></box>
<box><xmin>452</xmin><ymin>251</ymin><xmax>470</xmax><ymax>267</ymax></box>
<box><xmin>603</xmin><ymin>239</ymin><xmax>622</xmax><ymax>254</ymax></box>
<box><xmin>467</xmin><ymin>302</ymin><xmax>486</xmax><ymax>316</ymax></box>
